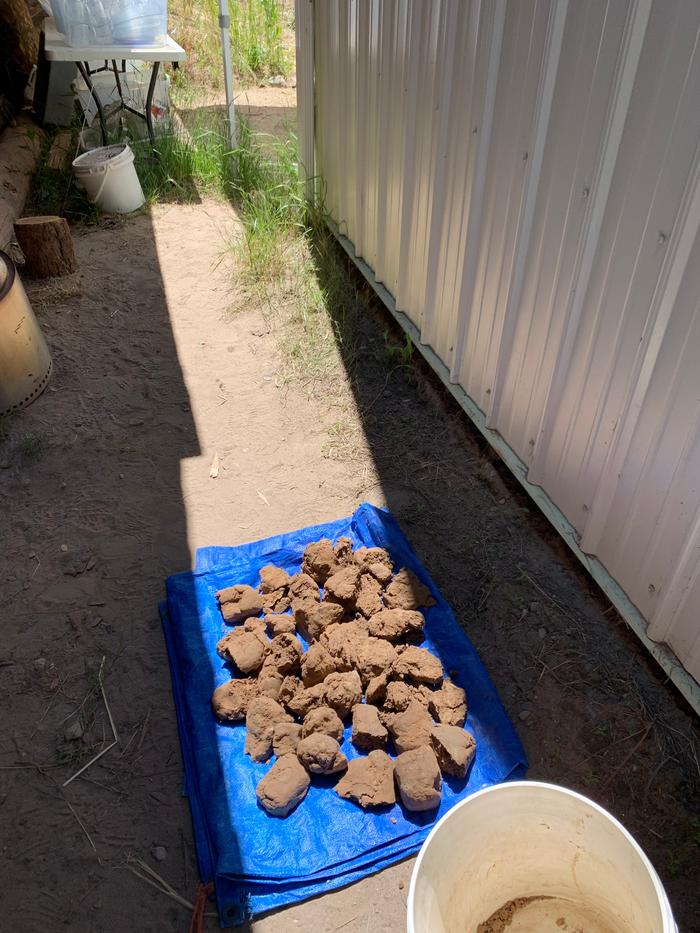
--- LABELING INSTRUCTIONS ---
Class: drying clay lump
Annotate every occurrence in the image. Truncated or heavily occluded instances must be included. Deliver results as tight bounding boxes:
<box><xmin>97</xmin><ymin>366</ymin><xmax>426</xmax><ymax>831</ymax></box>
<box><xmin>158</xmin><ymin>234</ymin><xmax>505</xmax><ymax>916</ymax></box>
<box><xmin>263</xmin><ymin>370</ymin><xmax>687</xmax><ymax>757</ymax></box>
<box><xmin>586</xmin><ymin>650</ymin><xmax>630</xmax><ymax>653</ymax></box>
<box><xmin>368</xmin><ymin>608</ymin><xmax>425</xmax><ymax>642</ymax></box>
<box><xmin>286</xmin><ymin>682</ymin><xmax>327</xmax><ymax>718</ymax></box>
<box><xmin>288</xmin><ymin>572</ymin><xmax>321</xmax><ymax>603</ymax></box>
<box><xmin>216</xmin><ymin>628</ymin><xmax>268</xmax><ymax>675</ymax></box>
<box><xmin>301</xmin><ymin>642</ymin><xmax>337</xmax><ymax>687</ymax></box>
<box><xmin>351</xmin><ymin>703</ymin><xmax>388</xmax><ymax>751</ymax></box>
<box><xmin>427</xmin><ymin>680</ymin><xmax>467</xmax><ymax>727</ymax></box>
<box><xmin>216</xmin><ymin>584</ymin><xmax>264</xmax><ymax>623</ymax></box>
<box><xmin>323</xmin><ymin>669</ymin><xmax>363</xmax><ymax>719</ymax></box>
<box><xmin>354</xmin><ymin>546</ymin><xmax>393</xmax><ymax>574</ymax></box>
<box><xmin>334</xmin><ymin>537</ymin><xmax>355</xmax><ymax>565</ymax></box>
<box><xmin>320</xmin><ymin>620</ymin><xmax>368</xmax><ymax>671</ymax></box>
<box><xmin>388</xmin><ymin>700</ymin><xmax>434</xmax><ymax>754</ymax></box>
<box><xmin>393</xmin><ymin>645</ymin><xmax>444</xmax><ymax>686</ymax></box>
<box><xmin>324</xmin><ymin>566</ymin><xmax>361</xmax><ymax>605</ymax></box>
<box><xmin>260</xmin><ymin>633</ymin><xmax>303</xmax><ymax>676</ymax></box>
<box><xmin>296</xmin><ymin>733</ymin><xmax>348</xmax><ymax>774</ymax></box>
<box><xmin>384</xmin><ymin>681</ymin><xmax>429</xmax><ymax>714</ymax></box>
<box><xmin>259</xmin><ymin>565</ymin><xmax>291</xmax><ymax>593</ymax></box>
<box><xmin>294</xmin><ymin>599</ymin><xmax>345</xmax><ymax>642</ymax></box>
<box><xmin>272</xmin><ymin>721</ymin><xmax>302</xmax><ymax>757</ymax></box>
<box><xmin>365</xmin><ymin>670</ymin><xmax>390</xmax><ymax>705</ymax></box>
<box><xmin>431</xmin><ymin>725</ymin><xmax>476</xmax><ymax>778</ymax></box>
<box><xmin>245</xmin><ymin>696</ymin><xmax>292</xmax><ymax>762</ymax></box>
<box><xmin>354</xmin><ymin>637</ymin><xmax>398</xmax><ymax>687</ymax></box>
<box><xmin>258</xmin><ymin>672</ymin><xmax>283</xmax><ymax>699</ymax></box>
<box><xmin>262</xmin><ymin>589</ymin><xmax>290</xmax><ymax>613</ymax></box>
<box><xmin>394</xmin><ymin>745</ymin><xmax>442</xmax><ymax>811</ymax></box>
<box><xmin>335</xmin><ymin>750</ymin><xmax>396</xmax><ymax>808</ymax></box>
<box><xmin>302</xmin><ymin>539</ymin><xmax>340</xmax><ymax>584</ymax></box>
<box><xmin>355</xmin><ymin>573</ymin><xmax>384</xmax><ymax>617</ymax></box>
<box><xmin>301</xmin><ymin>705</ymin><xmax>345</xmax><ymax>742</ymax></box>
<box><xmin>383</xmin><ymin>569</ymin><xmax>436</xmax><ymax>611</ymax></box>
<box><xmin>256</xmin><ymin>754</ymin><xmax>310</xmax><ymax>817</ymax></box>
<box><xmin>265</xmin><ymin>613</ymin><xmax>297</xmax><ymax>637</ymax></box>
<box><xmin>211</xmin><ymin>678</ymin><xmax>258</xmax><ymax>722</ymax></box>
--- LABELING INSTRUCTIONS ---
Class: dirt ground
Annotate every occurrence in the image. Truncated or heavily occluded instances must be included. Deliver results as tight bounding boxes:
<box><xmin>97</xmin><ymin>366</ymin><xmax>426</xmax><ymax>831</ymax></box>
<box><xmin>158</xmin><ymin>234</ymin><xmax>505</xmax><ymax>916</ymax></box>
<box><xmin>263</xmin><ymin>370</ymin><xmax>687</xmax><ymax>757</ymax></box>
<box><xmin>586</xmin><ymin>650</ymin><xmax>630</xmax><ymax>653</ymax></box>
<box><xmin>1</xmin><ymin>105</ymin><xmax>699</xmax><ymax>933</ymax></box>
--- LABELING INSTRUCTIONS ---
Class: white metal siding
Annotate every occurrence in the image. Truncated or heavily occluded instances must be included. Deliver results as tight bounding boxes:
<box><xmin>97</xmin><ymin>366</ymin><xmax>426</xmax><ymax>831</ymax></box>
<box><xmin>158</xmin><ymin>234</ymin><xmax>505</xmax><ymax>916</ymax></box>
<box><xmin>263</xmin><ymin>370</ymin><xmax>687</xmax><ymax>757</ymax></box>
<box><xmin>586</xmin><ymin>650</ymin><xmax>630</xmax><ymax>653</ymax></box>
<box><xmin>308</xmin><ymin>0</ymin><xmax>700</xmax><ymax>693</ymax></box>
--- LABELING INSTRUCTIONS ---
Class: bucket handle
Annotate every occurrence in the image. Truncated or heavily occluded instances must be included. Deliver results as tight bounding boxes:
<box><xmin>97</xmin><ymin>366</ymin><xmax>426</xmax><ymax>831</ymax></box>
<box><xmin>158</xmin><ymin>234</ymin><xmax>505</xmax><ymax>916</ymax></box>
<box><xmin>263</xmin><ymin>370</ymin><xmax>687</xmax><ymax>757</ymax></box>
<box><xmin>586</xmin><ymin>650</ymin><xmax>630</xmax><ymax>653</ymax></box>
<box><xmin>91</xmin><ymin>161</ymin><xmax>114</xmax><ymax>205</ymax></box>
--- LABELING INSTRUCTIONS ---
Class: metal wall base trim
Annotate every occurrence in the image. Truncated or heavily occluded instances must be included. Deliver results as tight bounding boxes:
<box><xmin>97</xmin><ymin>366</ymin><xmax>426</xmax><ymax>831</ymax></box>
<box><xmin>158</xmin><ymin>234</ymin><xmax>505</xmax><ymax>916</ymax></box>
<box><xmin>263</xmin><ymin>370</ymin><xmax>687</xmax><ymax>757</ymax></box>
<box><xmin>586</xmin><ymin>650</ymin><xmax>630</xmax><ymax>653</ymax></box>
<box><xmin>331</xmin><ymin>225</ymin><xmax>700</xmax><ymax>717</ymax></box>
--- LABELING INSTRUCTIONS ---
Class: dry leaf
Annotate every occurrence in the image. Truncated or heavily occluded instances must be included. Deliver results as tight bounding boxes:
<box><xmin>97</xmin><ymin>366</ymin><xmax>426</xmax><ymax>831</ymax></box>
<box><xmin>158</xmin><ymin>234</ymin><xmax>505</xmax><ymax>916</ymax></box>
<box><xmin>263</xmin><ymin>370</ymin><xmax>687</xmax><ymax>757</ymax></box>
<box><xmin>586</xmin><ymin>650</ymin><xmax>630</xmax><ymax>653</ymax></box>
<box><xmin>209</xmin><ymin>453</ymin><xmax>219</xmax><ymax>479</ymax></box>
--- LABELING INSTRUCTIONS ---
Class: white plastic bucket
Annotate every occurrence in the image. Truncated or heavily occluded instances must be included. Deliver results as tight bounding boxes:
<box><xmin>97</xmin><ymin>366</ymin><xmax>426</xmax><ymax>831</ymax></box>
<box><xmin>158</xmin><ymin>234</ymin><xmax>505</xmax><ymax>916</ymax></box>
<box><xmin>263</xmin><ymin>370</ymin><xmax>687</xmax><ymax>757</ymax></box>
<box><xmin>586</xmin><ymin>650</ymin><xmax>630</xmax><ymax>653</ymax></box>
<box><xmin>72</xmin><ymin>143</ymin><xmax>145</xmax><ymax>214</ymax></box>
<box><xmin>407</xmin><ymin>781</ymin><xmax>676</xmax><ymax>933</ymax></box>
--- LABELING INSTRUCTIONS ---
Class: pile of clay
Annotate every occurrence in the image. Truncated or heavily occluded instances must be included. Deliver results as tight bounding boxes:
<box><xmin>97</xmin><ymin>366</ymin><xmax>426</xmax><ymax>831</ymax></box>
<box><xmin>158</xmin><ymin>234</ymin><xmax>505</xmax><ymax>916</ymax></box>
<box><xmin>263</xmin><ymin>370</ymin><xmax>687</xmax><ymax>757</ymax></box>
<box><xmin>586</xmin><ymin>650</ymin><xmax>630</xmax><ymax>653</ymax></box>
<box><xmin>210</xmin><ymin>537</ymin><xmax>476</xmax><ymax>818</ymax></box>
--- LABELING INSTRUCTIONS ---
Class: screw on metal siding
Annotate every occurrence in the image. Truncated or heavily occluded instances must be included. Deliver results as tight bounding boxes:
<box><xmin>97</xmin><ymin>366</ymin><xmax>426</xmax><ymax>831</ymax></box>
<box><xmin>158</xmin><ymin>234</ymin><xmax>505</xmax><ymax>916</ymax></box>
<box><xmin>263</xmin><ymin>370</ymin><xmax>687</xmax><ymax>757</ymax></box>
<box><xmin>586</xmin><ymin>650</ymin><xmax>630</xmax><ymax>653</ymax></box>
<box><xmin>582</xmin><ymin>186</ymin><xmax>590</xmax><ymax>199</ymax></box>
<box><xmin>582</xmin><ymin>504</ymin><xmax>589</xmax><ymax>512</ymax></box>
<box><xmin>473</xmin><ymin>126</ymin><xmax>478</xmax><ymax>134</ymax></box>
<box><xmin>522</xmin><ymin>152</ymin><xmax>529</xmax><ymax>161</ymax></box>
<box><xmin>658</xmin><ymin>231</ymin><xmax>667</xmax><ymax>244</ymax></box>
<box><xmin>648</xmin><ymin>583</ymin><xmax>656</xmax><ymax>593</ymax></box>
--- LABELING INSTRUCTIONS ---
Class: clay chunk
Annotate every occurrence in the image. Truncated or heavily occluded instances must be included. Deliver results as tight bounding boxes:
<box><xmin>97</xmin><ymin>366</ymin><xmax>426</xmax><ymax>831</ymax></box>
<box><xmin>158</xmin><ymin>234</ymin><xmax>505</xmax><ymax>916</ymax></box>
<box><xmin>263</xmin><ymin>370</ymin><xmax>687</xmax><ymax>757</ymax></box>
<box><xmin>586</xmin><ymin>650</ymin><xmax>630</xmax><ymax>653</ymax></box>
<box><xmin>320</xmin><ymin>619</ymin><xmax>368</xmax><ymax>671</ymax></box>
<box><xmin>256</xmin><ymin>754</ymin><xmax>310</xmax><ymax>817</ymax></box>
<box><xmin>427</xmin><ymin>680</ymin><xmax>468</xmax><ymax>727</ymax></box>
<box><xmin>265</xmin><ymin>613</ymin><xmax>297</xmax><ymax>637</ymax></box>
<box><xmin>365</xmin><ymin>670</ymin><xmax>390</xmax><ymax>705</ymax></box>
<box><xmin>273</xmin><ymin>721</ymin><xmax>302</xmax><ymax>757</ymax></box>
<box><xmin>384</xmin><ymin>681</ymin><xmax>429</xmax><ymax>714</ymax></box>
<box><xmin>387</xmin><ymin>700</ymin><xmax>434</xmax><ymax>754</ymax></box>
<box><xmin>211</xmin><ymin>678</ymin><xmax>258</xmax><ymax>722</ymax></box>
<box><xmin>355</xmin><ymin>573</ymin><xmax>384</xmax><ymax>617</ymax></box>
<box><xmin>394</xmin><ymin>746</ymin><xmax>442</xmax><ymax>812</ymax></box>
<box><xmin>302</xmin><ymin>538</ymin><xmax>340</xmax><ymax>584</ymax></box>
<box><xmin>245</xmin><ymin>696</ymin><xmax>292</xmax><ymax>762</ymax></box>
<box><xmin>216</xmin><ymin>628</ymin><xmax>268</xmax><ymax>675</ymax></box>
<box><xmin>354</xmin><ymin>546</ymin><xmax>393</xmax><ymax>575</ymax></box>
<box><xmin>351</xmin><ymin>703</ymin><xmax>388</xmax><ymax>751</ymax></box>
<box><xmin>259</xmin><ymin>564</ymin><xmax>292</xmax><ymax>594</ymax></box>
<box><xmin>324</xmin><ymin>566</ymin><xmax>361</xmax><ymax>605</ymax></box>
<box><xmin>383</xmin><ymin>569</ymin><xmax>435</xmax><ymax>611</ymax></box>
<box><xmin>431</xmin><ymin>725</ymin><xmax>476</xmax><ymax>779</ymax></box>
<box><xmin>301</xmin><ymin>642</ymin><xmax>337</xmax><ymax>687</ymax></box>
<box><xmin>286</xmin><ymin>682</ymin><xmax>327</xmax><ymax>718</ymax></box>
<box><xmin>297</xmin><ymin>733</ymin><xmax>348</xmax><ymax>774</ymax></box>
<box><xmin>258</xmin><ymin>672</ymin><xmax>283</xmax><ymax>699</ymax></box>
<box><xmin>335</xmin><ymin>750</ymin><xmax>396</xmax><ymax>808</ymax></box>
<box><xmin>324</xmin><ymin>669</ymin><xmax>363</xmax><ymax>719</ymax></box>
<box><xmin>334</xmin><ymin>537</ymin><xmax>356</xmax><ymax>565</ymax></box>
<box><xmin>262</xmin><ymin>589</ymin><xmax>291</xmax><ymax>613</ymax></box>
<box><xmin>288</xmin><ymin>572</ymin><xmax>321</xmax><ymax>603</ymax></box>
<box><xmin>294</xmin><ymin>599</ymin><xmax>344</xmax><ymax>643</ymax></box>
<box><xmin>216</xmin><ymin>584</ymin><xmax>264</xmax><ymax>623</ymax></box>
<box><xmin>355</xmin><ymin>637</ymin><xmax>398</xmax><ymax>687</ymax></box>
<box><xmin>260</xmin><ymin>633</ymin><xmax>303</xmax><ymax>676</ymax></box>
<box><xmin>393</xmin><ymin>645</ymin><xmax>444</xmax><ymax>686</ymax></box>
<box><xmin>301</xmin><ymin>705</ymin><xmax>345</xmax><ymax>743</ymax></box>
<box><xmin>368</xmin><ymin>608</ymin><xmax>425</xmax><ymax>642</ymax></box>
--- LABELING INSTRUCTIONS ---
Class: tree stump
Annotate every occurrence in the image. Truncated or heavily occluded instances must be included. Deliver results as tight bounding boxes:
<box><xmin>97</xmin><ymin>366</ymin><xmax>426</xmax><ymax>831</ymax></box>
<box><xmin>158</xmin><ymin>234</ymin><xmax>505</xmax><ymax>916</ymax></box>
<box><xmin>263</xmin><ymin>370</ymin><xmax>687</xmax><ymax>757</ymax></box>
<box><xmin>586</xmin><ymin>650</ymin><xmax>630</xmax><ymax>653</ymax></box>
<box><xmin>14</xmin><ymin>216</ymin><xmax>78</xmax><ymax>278</ymax></box>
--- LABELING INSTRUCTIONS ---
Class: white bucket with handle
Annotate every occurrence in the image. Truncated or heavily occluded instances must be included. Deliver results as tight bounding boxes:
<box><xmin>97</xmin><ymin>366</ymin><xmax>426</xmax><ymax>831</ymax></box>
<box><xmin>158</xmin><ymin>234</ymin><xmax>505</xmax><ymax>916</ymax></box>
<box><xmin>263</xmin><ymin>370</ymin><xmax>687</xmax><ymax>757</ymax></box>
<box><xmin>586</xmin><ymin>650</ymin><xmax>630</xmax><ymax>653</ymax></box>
<box><xmin>72</xmin><ymin>143</ymin><xmax>145</xmax><ymax>213</ymax></box>
<box><xmin>407</xmin><ymin>781</ymin><xmax>676</xmax><ymax>933</ymax></box>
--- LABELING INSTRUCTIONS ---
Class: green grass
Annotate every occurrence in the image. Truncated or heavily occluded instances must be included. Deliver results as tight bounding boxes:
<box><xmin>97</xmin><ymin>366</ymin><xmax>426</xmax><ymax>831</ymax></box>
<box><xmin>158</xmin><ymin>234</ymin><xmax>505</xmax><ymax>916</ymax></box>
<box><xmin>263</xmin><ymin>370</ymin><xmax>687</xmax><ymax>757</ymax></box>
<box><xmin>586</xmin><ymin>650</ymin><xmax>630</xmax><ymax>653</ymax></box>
<box><xmin>17</xmin><ymin>432</ymin><xmax>48</xmax><ymax>461</ymax></box>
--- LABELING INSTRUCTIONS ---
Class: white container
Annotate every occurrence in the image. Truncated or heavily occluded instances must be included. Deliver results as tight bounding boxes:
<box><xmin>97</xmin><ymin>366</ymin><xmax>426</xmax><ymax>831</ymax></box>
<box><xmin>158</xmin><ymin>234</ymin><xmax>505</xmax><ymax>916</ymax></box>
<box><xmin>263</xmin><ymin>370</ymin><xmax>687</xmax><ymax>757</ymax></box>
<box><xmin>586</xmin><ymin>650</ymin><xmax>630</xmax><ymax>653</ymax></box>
<box><xmin>50</xmin><ymin>0</ymin><xmax>167</xmax><ymax>46</ymax></box>
<box><xmin>72</xmin><ymin>143</ymin><xmax>145</xmax><ymax>214</ymax></box>
<box><xmin>407</xmin><ymin>781</ymin><xmax>676</xmax><ymax>933</ymax></box>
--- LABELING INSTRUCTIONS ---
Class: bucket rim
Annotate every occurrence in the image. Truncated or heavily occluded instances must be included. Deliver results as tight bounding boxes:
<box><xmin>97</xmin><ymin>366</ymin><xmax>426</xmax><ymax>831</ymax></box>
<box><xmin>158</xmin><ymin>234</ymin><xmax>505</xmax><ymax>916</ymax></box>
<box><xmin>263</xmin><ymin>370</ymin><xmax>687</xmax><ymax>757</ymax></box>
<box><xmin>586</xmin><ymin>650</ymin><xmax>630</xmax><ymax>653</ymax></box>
<box><xmin>0</xmin><ymin>250</ymin><xmax>16</xmax><ymax>303</ymax></box>
<box><xmin>406</xmin><ymin>779</ymin><xmax>675</xmax><ymax>933</ymax></box>
<box><xmin>72</xmin><ymin>143</ymin><xmax>133</xmax><ymax>172</ymax></box>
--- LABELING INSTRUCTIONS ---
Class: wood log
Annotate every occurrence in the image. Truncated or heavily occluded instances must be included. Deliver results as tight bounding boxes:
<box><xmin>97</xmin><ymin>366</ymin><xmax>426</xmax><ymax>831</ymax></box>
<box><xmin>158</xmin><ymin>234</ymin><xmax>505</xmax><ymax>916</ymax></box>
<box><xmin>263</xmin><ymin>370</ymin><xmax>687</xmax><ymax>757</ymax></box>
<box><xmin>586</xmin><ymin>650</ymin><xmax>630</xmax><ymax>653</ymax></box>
<box><xmin>14</xmin><ymin>215</ymin><xmax>77</xmax><ymax>278</ymax></box>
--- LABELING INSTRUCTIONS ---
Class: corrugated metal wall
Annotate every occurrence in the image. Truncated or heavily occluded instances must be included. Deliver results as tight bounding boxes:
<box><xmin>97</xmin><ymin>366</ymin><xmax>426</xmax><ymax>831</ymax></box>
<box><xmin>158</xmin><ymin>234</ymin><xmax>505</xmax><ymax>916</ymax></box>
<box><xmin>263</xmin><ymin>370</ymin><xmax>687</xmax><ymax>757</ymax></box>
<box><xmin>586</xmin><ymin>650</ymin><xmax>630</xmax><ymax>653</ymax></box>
<box><xmin>307</xmin><ymin>0</ymin><xmax>700</xmax><ymax>693</ymax></box>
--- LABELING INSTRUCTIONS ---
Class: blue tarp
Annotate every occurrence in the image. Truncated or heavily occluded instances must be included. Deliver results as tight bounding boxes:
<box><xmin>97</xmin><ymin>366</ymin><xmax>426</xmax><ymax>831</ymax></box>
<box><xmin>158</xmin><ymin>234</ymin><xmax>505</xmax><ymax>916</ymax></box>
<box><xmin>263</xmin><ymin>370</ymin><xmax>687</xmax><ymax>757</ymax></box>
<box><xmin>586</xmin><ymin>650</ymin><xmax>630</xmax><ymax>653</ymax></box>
<box><xmin>161</xmin><ymin>503</ymin><xmax>527</xmax><ymax>925</ymax></box>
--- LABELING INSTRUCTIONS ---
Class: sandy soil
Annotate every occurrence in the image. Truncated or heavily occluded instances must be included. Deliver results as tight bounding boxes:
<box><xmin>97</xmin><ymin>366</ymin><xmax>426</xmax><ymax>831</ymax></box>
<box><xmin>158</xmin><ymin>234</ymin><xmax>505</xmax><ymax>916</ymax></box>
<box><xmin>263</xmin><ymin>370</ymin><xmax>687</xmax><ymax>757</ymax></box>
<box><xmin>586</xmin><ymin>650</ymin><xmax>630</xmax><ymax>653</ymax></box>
<box><xmin>1</xmin><ymin>100</ymin><xmax>698</xmax><ymax>933</ymax></box>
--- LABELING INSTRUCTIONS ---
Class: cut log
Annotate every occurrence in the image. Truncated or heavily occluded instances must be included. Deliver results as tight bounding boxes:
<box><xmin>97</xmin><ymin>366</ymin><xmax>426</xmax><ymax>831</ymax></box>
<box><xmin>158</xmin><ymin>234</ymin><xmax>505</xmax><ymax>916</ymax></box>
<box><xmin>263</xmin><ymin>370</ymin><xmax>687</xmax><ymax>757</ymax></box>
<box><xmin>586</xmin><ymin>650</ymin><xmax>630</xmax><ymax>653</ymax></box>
<box><xmin>14</xmin><ymin>216</ymin><xmax>78</xmax><ymax>278</ymax></box>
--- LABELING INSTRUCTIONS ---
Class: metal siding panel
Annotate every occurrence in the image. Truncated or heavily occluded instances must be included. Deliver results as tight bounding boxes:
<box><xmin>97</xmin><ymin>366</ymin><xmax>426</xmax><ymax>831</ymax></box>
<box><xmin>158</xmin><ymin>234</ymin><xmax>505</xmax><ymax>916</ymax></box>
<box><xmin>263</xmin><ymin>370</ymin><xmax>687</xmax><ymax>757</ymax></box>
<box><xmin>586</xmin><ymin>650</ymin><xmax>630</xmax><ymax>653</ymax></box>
<box><xmin>309</xmin><ymin>0</ymin><xmax>700</xmax><ymax>691</ymax></box>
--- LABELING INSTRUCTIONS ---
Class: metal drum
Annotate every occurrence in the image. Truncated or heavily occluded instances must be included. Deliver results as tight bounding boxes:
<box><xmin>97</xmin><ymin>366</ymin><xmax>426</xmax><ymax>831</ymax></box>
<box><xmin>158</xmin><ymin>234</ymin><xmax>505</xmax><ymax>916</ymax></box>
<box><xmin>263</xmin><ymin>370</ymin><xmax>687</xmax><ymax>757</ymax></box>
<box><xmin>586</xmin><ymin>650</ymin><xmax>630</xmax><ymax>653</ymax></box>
<box><xmin>0</xmin><ymin>250</ymin><xmax>52</xmax><ymax>416</ymax></box>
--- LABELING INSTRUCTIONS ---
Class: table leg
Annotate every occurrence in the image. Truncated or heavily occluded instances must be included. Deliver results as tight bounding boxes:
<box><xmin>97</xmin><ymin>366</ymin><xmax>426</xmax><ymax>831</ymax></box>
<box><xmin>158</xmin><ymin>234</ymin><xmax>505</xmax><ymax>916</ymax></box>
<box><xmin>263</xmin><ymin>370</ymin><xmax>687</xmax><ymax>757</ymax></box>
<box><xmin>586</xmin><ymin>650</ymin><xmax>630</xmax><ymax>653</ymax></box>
<box><xmin>145</xmin><ymin>61</ymin><xmax>160</xmax><ymax>145</ymax></box>
<box><xmin>77</xmin><ymin>61</ymin><xmax>107</xmax><ymax>146</ymax></box>
<box><xmin>111</xmin><ymin>60</ymin><xmax>124</xmax><ymax>104</ymax></box>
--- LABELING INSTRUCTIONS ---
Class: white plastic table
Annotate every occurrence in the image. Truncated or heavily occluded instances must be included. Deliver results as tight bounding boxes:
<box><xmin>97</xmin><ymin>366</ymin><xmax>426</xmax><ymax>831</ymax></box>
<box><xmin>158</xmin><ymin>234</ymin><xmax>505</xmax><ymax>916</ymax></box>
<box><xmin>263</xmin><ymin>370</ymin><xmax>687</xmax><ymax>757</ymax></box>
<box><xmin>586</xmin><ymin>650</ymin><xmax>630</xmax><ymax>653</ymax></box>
<box><xmin>43</xmin><ymin>18</ymin><xmax>186</xmax><ymax>144</ymax></box>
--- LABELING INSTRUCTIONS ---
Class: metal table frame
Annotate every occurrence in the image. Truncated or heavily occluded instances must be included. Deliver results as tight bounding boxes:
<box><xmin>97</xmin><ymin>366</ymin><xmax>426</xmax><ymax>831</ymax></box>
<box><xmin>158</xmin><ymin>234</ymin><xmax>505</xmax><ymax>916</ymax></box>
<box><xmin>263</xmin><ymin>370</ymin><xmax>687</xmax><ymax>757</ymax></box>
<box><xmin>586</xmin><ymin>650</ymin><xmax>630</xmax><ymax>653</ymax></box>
<box><xmin>75</xmin><ymin>58</ymin><xmax>162</xmax><ymax>145</ymax></box>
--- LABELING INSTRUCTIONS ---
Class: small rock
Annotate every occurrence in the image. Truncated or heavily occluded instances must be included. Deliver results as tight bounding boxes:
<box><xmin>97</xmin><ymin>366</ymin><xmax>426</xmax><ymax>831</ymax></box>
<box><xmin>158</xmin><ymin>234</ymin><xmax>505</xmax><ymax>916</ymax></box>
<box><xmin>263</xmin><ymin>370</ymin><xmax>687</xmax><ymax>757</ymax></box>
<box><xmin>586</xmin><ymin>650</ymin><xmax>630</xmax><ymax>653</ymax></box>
<box><xmin>64</xmin><ymin>719</ymin><xmax>84</xmax><ymax>741</ymax></box>
<box><xmin>335</xmin><ymin>749</ymin><xmax>396</xmax><ymax>808</ymax></box>
<box><xmin>34</xmin><ymin>657</ymin><xmax>48</xmax><ymax>672</ymax></box>
<box><xmin>216</xmin><ymin>584</ymin><xmax>264</xmax><ymax>623</ymax></box>
<box><xmin>60</xmin><ymin>544</ymin><xmax>68</xmax><ymax>553</ymax></box>
<box><xmin>519</xmin><ymin>709</ymin><xmax>533</xmax><ymax>723</ymax></box>
<box><xmin>430</xmin><ymin>725</ymin><xmax>476</xmax><ymax>778</ymax></box>
<box><xmin>398</xmin><ymin>880</ymin><xmax>405</xmax><ymax>890</ymax></box>
<box><xmin>323</xmin><ymin>669</ymin><xmax>363</xmax><ymax>719</ymax></box>
<box><xmin>301</xmin><ymin>705</ymin><xmax>344</xmax><ymax>742</ymax></box>
<box><xmin>387</xmin><ymin>700</ymin><xmax>434</xmax><ymax>754</ymax></box>
<box><xmin>256</xmin><ymin>754</ymin><xmax>310</xmax><ymax>817</ymax></box>
<box><xmin>394</xmin><ymin>746</ymin><xmax>442</xmax><ymax>812</ymax></box>
<box><xmin>151</xmin><ymin>846</ymin><xmax>167</xmax><ymax>862</ymax></box>
<box><xmin>351</xmin><ymin>703</ymin><xmax>388</xmax><ymax>751</ymax></box>
<box><xmin>296</xmin><ymin>733</ymin><xmax>348</xmax><ymax>774</ymax></box>
<box><xmin>538</xmin><ymin>627</ymin><xmax>547</xmax><ymax>639</ymax></box>
<box><xmin>268</xmin><ymin>74</ymin><xmax>285</xmax><ymax>87</ymax></box>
